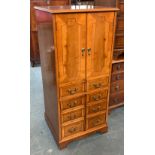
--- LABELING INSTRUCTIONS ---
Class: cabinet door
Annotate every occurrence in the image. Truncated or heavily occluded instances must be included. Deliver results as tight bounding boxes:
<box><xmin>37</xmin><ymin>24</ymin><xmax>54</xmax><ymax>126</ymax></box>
<box><xmin>87</xmin><ymin>12</ymin><xmax>115</xmax><ymax>79</ymax></box>
<box><xmin>56</xmin><ymin>14</ymin><xmax>86</xmax><ymax>84</ymax></box>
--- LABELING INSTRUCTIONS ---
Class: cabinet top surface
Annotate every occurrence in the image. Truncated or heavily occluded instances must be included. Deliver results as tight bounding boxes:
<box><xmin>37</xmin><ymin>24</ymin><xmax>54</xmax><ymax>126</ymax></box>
<box><xmin>34</xmin><ymin>5</ymin><xmax>119</xmax><ymax>14</ymax></box>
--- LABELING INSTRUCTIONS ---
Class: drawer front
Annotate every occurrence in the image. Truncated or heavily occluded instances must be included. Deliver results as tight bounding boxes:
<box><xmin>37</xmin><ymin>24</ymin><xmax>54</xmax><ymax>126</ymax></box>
<box><xmin>110</xmin><ymin>80</ymin><xmax>124</xmax><ymax>93</ymax></box>
<box><xmin>112</xmin><ymin>62</ymin><xmax>124</xmax><ymax>73</ymax></box>
<box><xmin>115</xmin><ymin>35</ymin><xmax>124</xmax><ymax>48</ymax></box>
<box><xmin>87</xmin><ymin>77</ymin><xmax>109</xmax><ymax>91</ymax></box>
<box><xmin>61</xmin><ymin>96</ymin><xmax>85</xmax><ymax>111</ymax></box>
<box><xmin>87</xmin><ymin>100</ymin><xmax>107</xmax><ymax>115</ymax></box>
<box><xmin>113</xmin><ymin>49</ymin><xmax>124</xmax><ymax>60</ymax></box>
<box><xmin>109</xmin><ymin>92</ymin><xmax>124</xmax><ymax>106</ymax></box>
<box><xmin>60</xmin><ymin>83</ymin><xmax>84</xmax><ymax>97</ymax></box>
<box><xmin>62</xmin><ymin>121</ymin><xmax>84</xmax><ymax>138</ymax></box>
<box><xmin>87</xmin><ymin>90</ymin><xmax>108</xmax><ymax>103</ymax></box>
<box><xmin>116</xmin><ymin>17</ymin><xmax>124</xmax><ymax>32</ymax></box>
<box><xmin>111</xmin><ymin>72</ymin><xmax>124</xmax><ymax>82</ymax></box>
<box><xmin>62</xmin><ymin>108</ymin><xmax>84</xmax><ymax>123</ymax></box>
<box><xmin>87</xmin><ymin>113</ymin><xmax>106</xmax><ymax>129</ymax></box>
<box><xmin>118</xmin><ymin>2</ymin><xmax>124</xmax><ymax>16</ymax></box>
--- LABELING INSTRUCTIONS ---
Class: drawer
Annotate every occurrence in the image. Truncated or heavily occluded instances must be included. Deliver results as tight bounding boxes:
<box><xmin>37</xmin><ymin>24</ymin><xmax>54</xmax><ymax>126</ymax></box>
<box><xmin>109</xmin><ymin>91</ymin><xmax>124</xmax><ymax>106</ymax></box>
<box><xmin>62</xmin><ymin>121</ymin><xmax>84</xmax><ymax>138</ymax></box>
<box><xmin>118</xmin><ymin>2</ymin><xmax>124</xmax><ymax>16</ymax></box>
<box><xmin>61</xmin><ymin>96</ymin><xmax>85</xmax><ymax>111</ymax></box>
<box><xmin>87</xmin><ymin>90</ymin><xmax>108</xmax><ymax>103</ymax></box>
<box><xmin>115</xmin><ymin>35</ymin><xmax>124</xmax><ymax>48</ymax></box>
<box><xmin>116</xmin><ymin>17</ymin><xmax>124</xmax><ymax>32</ymax></box>
<box><xmin>113</xmin><ymin>49</ymin><xmax>124</xmax><ymax>60</ymax></box>
<box><xmin>111</xmin><ymin>72</ymin><xmax>124</xmax><ymax>82</ymax></box>
<box><xmin>87</xmin><ymin>113</ymin><xmax>106</xmax><ymax>129</ymax></box>
<box><xmin>110</xmin><ymin>80</ymin><xmax>124</xmax><ymax>93</ymax></box>
<box><xmin>112</xmin><ymin>62</ymin><xmax>124</xmax><ymax>73</ymax></box>
<box><xmin>87</xmin><ymin>77</ymin><xmax>109</xmax><ymax>91</ymax></box>
<box><xmin>87</xmin><ymin>100</ymin><xmax>107</xmax><ymax>115</ymax></box>
<box><xmin>62</xmin><ymin>108</ymin><xmax>84</xmax><ymax>123</ymax></box>
<box><xmin>60</xmin><ymin>83</ymin><xmax>84</xmax><ymax>97</ymax></box>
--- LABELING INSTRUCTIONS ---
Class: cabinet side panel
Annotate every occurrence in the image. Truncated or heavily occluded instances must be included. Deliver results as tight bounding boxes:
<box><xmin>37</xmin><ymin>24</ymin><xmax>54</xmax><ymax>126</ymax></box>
<box><xmin>37</xmin><ymin>13</ymin><xmax>59</xmax><ymax>141</ymax></box>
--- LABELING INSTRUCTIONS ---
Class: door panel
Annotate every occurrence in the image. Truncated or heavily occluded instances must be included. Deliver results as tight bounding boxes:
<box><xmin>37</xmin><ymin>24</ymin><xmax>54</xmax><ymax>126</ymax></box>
<box><xmin>56</xmin><ymin>14</ymin><xmax>86</xmax><ymax>84</ymax></box>
<box><xmin>87</xmin><ymin>13</ymin><xmax>115</xmax><ymax>79</ymax></box>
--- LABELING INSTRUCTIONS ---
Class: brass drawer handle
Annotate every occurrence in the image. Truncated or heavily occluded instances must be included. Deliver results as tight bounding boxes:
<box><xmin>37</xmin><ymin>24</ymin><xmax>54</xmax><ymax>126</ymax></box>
<box><xmin>67</xmin><ymin>100</ymin><xmax>78</xmax><ymax>108</ymax></box>
<box><xmin>68</xmin><ymin>127</ymin><xmax>77</xmax><ymax>133</ymax></box>
<box><xmin>115</xmin><ymin>85</ymin><xmax>120</xmax><ymax>91</ymax></box>
<box><xmin>87</xmin><ymin>48</ymin><xmax>91</xmax><ymax>56</ymax></box>
<box><xmin>81</xmin><ymin>48</ymin><xmax>85</xmax><ymax>56</ymax></box>
<box><xmin>117</xmin><ymin>64</ymin><xmax>121</xmax><ymax>70</ymax></box>
<box><xmin>93</xmin><ymin>119</ymin><xmax>101</xmax><ymax>126</ymax></box>
<box><xmin>92</xmin><ymin>106</ymin><xmax>101</xmax><ymax>112</ymax></box>
<box><xmin>113</xmin><ymin>98</ymin><xmax>119</xmax><ymax>103</ymax></box>
<box><xmin>116</xmin><ymin>75</ymin><xmax>121</xmax><ymax>80</ymax></box>
<box><xmin>92</xmin><ymin>94</ymin><xmax>102</xmax><ymax>101</ymax></box>
<box><xmin>67</xmin><ymin>88</ymin><xmax>78</xmax><ymax>95</ymax></box>
<box><xmin>67</xmin><ymin>114</ymin><xmax>76</xmax><ymax>120</ymax></box>
<box><xmin>93</xmin><ymin>83</ymin><xmax>102</xmax><ymax>88</ymax></box>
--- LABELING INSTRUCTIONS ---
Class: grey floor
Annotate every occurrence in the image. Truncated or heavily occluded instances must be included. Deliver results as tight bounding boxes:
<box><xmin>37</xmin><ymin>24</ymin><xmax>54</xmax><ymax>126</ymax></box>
<box><xmin>30</xmin><ymin>66</ymin><xmax>124</xmax><ymax>155</ymax></box>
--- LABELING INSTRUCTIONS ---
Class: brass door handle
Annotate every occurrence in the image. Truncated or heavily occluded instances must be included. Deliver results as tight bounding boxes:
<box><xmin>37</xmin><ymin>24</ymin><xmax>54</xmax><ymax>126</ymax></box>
<box><xmin>87</xmin><ymin>48</ymin><xmax>91</xmax><ymax>55</ymax></box>
<box><xmin>81</xmin><ymin>48</ymin><xmax>85</xmax><ymax>56</ymax></box>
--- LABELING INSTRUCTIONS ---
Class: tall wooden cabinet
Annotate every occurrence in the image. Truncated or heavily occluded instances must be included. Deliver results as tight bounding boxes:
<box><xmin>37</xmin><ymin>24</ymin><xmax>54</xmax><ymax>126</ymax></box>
<box><xmin>35</xmin><ymin>5</ymin><xmax>118</xmax><ymax>149</ymax></box>
<box><xmin>94</xmin><ymin>0</ymin><xmax>124</xmax><ymax>110</ymax></box>
<box><xmin>30</xmin><ymin>0</ymin><xmax>69</xmax><ymax>66</ymax></box>
<box><xmin>109</xmin><ymin>0</ymin><xmax>124</xmax><ymax>110</ymax></box>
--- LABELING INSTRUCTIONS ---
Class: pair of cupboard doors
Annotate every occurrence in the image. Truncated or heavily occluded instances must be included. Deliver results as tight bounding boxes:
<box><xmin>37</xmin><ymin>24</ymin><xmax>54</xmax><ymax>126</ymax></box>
<box><xmin>55</xmin><ymin>12</ymin><xmax>116</xmax><ymax>85</ymax></box>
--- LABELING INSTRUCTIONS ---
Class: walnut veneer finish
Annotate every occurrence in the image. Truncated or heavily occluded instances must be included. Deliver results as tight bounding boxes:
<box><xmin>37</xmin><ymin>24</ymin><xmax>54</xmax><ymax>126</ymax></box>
<box><xmin>35</xmin><ymin>5</ymin><xmax>118</xmax><ymax>149</ymax></box>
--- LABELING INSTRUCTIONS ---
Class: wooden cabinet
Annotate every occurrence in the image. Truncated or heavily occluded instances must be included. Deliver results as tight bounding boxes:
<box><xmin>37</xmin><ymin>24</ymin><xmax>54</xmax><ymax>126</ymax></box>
<box><xmin>30</xmin><ymin>0</ymin><xmax>69</xmax><ymax>66</ymax></box>
<box><xmin>35</xmin><ymin>5</ymin><xmax>118</xmax><ymax>149</ymax></box>
<box><xmin>110</xmin><ymin>0</ymin><xmax>124</xmax><ymax>110</ymax></box>
<box><xmin>94</xmin><ymin>0</ymin><xmax>124</xmax><ymax>110</ymax></box>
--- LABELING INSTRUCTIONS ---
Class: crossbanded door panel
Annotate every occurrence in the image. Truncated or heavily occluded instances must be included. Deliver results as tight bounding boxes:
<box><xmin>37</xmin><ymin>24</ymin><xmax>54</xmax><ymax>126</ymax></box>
<box><xmin>55</xmin><ymin>14</ymin><xmax>86</xmax><ymax>84</ymax></box>
<box><xmin>87</xmin><ymin>12</ymin><xmax>115</xmax><ymax>79</ymax></box>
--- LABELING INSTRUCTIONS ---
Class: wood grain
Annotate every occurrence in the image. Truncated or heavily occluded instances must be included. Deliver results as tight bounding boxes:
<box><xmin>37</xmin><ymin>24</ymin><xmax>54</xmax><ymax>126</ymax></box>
<box><xmin>35</xmin><ymin>6</ymin><xmax>118</xmax><ymax>149</ymax></box>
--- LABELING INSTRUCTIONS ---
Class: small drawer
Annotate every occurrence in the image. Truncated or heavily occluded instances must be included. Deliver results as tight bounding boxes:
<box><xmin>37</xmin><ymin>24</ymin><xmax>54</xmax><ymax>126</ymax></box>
<box><xmin>60</xmin><ymin>83</ymin><xmax>84</xmax><ymax>97</ymax></box>
<box><xmin>87</xmin><ymin>100</ymin><xmax>107</xmax><ymax>115</ymax></box>
<box><xmin>62</xmin><ymin>121</ymin><xmax>84</xmax><ymax>138</ymax></box>
<box><xmin>113</xmin><ymin>49</ymin><xmax>124</xmax><ymax>60</ymax></box>
<box><xmin>112</xmin><ymin>62</ymin><xmax>124</xmax><ymax>73</ymax></box>
<box><xmin>115</xmin><ymin>35</ymin><xmax>124</xmax><ymax>49</ymax></box>
<box><xmin>87</xmin><ymin>77</ymin><xmax>109</xmax><ymax>91</ymax></box>
<box><xmin>109</xmin><ymin>91</ymin><xmax>124</xmax><ymax>106</ymax></box>
<box><xmin>110</xmin><ymin>80</ymin><xmax>124</xmax><ymax>93</ymax></box>
<box><xmin>116</xmin><ymin>17</ymin><xmax>124</xmax><ymax>31</ymax></box>
<box><xmin>62</xmin><ymin>108</ymin><xmax>84</xmax><ymax>123</ymax></box>
<box><xmin>87</xmin><ymin>113</ymin><xmax>106</xmax><ymax>129</ymax></box>
<box><xmin>87</xmin><ymin>90</ymin><xmax>108</xmax><ymax>103</ymax></box>
<box><xmin>118</xmin><ymin>2</ymin><xmax>124</xmax><ymax>16</ymax></box>
<box><xmin>61</xmin><ymin>96</ymin><xmax>85</xmax><ymax>111</ymax></box>
<box><xmin>111</xmin><ymin>72</ymin><xmax>124</xmax><ymax>82</ymax></box>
